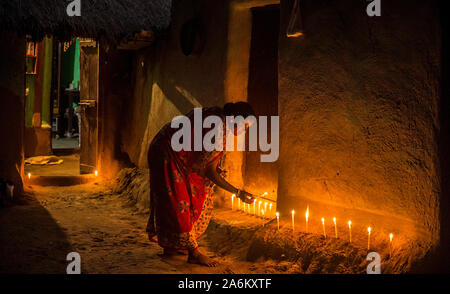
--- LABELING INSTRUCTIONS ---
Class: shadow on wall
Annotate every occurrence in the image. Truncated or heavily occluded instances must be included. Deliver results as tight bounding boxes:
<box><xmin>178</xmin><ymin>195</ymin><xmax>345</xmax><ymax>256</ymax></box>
<box><xmin>119</xmin><ymin>0</ymin><xmax>231</xmax><ymax>169</ymax></box>
<box><xmin>0</xmin><ymin>193</ymin><xmax>74</xmax><ymax>273</ymax></box>
<box><xmin>151</xmin><ymin>0</ymin><xmax>230</xmax><ymax>113</ymax></box>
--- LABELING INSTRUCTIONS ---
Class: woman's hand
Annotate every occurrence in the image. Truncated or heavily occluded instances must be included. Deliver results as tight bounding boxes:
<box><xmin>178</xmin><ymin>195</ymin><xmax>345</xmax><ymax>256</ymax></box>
<box><xmin>237</xmin><ymin>190</ymin><xmax>255</xmax><ymax>204</ymax></box>
<box><xmin>205</xmin><ymin>164</ymin><xmax>255</xmax><ymax>204</ymax></box>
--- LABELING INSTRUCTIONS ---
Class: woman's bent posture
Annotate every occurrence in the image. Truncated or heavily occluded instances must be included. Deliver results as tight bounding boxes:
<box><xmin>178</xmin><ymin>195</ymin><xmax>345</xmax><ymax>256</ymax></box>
<box><xmin>146</xmin><ymin>102</ymin><xmax>255</xmax><ymax>267</ymax></box>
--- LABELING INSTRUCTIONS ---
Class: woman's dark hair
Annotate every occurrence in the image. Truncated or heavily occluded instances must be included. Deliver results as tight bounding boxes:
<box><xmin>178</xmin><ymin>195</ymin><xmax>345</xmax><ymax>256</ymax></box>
<box><xmin>223</xmin><ymin>102</ymin><xmax>255</xmax><ymax>117</ymax></box>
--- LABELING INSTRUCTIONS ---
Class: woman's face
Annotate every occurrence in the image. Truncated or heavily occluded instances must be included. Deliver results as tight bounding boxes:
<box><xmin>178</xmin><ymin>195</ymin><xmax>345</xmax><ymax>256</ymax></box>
<box><xmin>230</xmin><ymin>119</ymin><xmax>254</xmax><ymax>136</ymax></box>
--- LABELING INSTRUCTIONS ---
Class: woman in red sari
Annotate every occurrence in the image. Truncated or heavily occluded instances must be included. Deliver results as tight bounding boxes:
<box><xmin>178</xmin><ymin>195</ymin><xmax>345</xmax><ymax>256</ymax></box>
<box><xmin>146</xmin><ymin>102</ymin><xmax>255</xmax><ymax>267</ymax></box>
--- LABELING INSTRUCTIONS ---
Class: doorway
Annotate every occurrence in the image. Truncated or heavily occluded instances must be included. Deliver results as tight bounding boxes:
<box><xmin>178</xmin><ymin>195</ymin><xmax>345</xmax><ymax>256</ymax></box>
<box><xmin>24</xmin><ymin>37</ymin><xmax>99</xmax><ymax>177</ymax></box>
<box><xmin>244</xmin><ymin>5</ymin><xmax>280</xmax><ymax>198</ymax></box>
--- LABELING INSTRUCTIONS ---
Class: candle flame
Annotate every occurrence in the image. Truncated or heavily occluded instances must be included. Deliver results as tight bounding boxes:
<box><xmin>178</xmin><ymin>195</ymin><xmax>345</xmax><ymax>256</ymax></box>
<box><xmin>390</xmin><ymin>233</ymin><xmax>393</xmax><ymax>242</ymax></box>
<box><xmin>348</xmin><ymin>220</ymin><xmax>352</xmax><ymax>227</ymax></box>
<box><xmin>292</xmin><ymin>210</ymin><xmax>295</xmax><ymax>215</ymax></box>
<box><xmin>368</xmin><ymin>227</ymin><xmax>371</xmax><ymax>233</ymax></box>
<box><xmin>232</xmin><ymin>194</ymin><xmax>236</xmax><ymax>198</ymax></box>
<box><xmin>94</xmin><ymin>170</ymin><xmax>98</xmax><ymax>177</ymax></box>
<box><xmin>27</xmin><ymin>173</ymin><xmax>31</xmax><ymax>179</ymax></box>
<box><xmin>333</xmin><ymin>217</ymin><xmax>336</xmax><ymax>224</ymax></box>
<box><xmin>321</xmin><ymin>217</ymin><xmax>325</xmax><ymax>224</ymax></box>
<box><xmin>305</xmin><ymin>206</ymin><xmax>309</xmax><ymax>220</ymax></box>
<box><xmin>276</xmin><ymin>212</ymin><xmax>279</xmax><ymax>217</ymax></box>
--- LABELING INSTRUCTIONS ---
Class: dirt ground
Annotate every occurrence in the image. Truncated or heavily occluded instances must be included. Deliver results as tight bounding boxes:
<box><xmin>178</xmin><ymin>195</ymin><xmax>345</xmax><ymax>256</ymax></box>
<box><xmin>0</xmin><ymin>178</ymin><xmax>430</xmax><ymax>274</ymax></box>
<box><xmin>0</xmin><ymin>181</ymin><xmax>291</xmax><ymax>274</ymax></box>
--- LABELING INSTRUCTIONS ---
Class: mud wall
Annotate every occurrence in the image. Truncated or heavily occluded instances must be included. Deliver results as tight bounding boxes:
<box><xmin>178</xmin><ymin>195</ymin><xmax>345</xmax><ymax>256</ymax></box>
<box><xmin>117</xmin><ymin>0</ymin><xmax>283</xmax><ymax>200</ymax></box>
<box><xmin>0</xmin><ymin>31</ymin><xmax>26</xmax><ymax>193</ymax></box>
<box><xmin>98</xmin><ymin>0</ymin><xmax>231</xmax><ymax>177</ymax></box>
<box><xmin>118</xmin><ymin>0</ymin><xmax>230</xmax><ymax>171</ymax></box>
<box><xmin>277</xmin><ymin>0</ymin><xmax>441</xmax><ymax>246</ymax></box>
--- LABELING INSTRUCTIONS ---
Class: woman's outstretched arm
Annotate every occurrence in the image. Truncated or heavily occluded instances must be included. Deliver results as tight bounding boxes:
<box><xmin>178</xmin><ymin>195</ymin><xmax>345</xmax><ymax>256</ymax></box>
<box><xmin>205</xmin><ymin>163</ymin><xmax>254</xmax><ymax>203</ymax></box>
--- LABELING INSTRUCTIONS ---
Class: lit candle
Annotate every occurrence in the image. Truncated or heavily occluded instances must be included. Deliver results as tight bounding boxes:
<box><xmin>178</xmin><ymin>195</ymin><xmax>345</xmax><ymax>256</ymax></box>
<box><xmin>333</xmin><ymin>217</ymin><xmax>338</xmax><ymax>238</ymax></box>
<box><xmin>231</xmin><ymin>194</ymin><xmax>235</xmax><ymax>210</ymax></box>
<box><xmin>27</xmin><ymin>172</ymin><xmax>31</xmax><ymax>180</ymax></box>
<box><xmin>253</xmin><ymin>199</ymin><xmax>256</xmax><ymax>215</ymax></box>
<box><xmin>258</xmin><ymin>201</ymin><xmax>262</xmax><ymax>216</ymax></box>
<box><xmin>276</xmin><ymin>212</ymin><xmax>280</xmax><ymax>230</ymax></box>
<box><xmin>94</xmin><ymin>170</ymin><xmax>98</xmax><ymax>177</ymax></box>
<box><xmin>389</xmin><ymin>233</ymin><xmax>393</xmax><ymax>256</ymax></box>
<box><xmin>305</xmin><ymin>206</ymin><xmax>309</xmax><ymax>233</ymax></box>
<box><xmin>368</xmin><ymin>227</ymin><xmax>372</xmax><ymax>250</ymax></box>
<box><xmin>264</xmin><ymin>202</ymin><xmax>268</xmax><ymax>216</ymax></box>
<box><xmin>348</xmin><ymin>220</ymin><xmax>352</xmax><ymax>243</ymax></box>
<box><xmin>269</xmin><ymin>203</ymin><xmax>273</xmax><ymax>218</ymax></box>
<box><xmin>322</xmin><ymin>218</ymin><xmax>326</xmax><ymax>238</ymax></box>
<box><xmin>292</xmin><ymin>210</ymin><xmax>295</xmax><ymax>232</ymax></box>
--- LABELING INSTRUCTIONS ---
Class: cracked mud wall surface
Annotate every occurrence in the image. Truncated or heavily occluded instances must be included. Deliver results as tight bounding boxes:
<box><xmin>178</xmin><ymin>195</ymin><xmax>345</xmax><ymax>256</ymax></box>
<box><xmin>277</xmin><ymin>0</ymin><xmax>441</xmax><ymax>246</ymax></box>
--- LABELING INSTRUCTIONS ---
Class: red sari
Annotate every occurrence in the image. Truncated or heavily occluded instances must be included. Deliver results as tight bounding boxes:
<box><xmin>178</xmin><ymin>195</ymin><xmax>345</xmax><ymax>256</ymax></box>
<box><xmin>146</xmin><ymin>107</ymin><xmax>225</xmax><ymax>250</ymax></box>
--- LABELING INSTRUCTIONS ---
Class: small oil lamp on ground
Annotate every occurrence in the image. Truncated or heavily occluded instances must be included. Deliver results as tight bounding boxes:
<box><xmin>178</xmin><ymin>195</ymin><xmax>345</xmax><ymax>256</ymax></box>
<box><xmin>389</xmin><ymin>233</ymin><xmax>393</xmax><ymax>256</ymax></box>
<box><xmin>348</xmin><ymin>220</ymin><xmax>352</xmax><ymax>243</ymax></box>
<box><xmin>305</xmin><ymin>206</ymin><xmax>309</xmax><ymax>233</ymax></box>
<box><xmin>292</xmin><ymin>210</ymin><xmax>295</xmax><ymax>232</ymax></box>
<box><xmin>322</xmin><ymin>218</ymin><xmax>326</xmax><ymax>238</ymax></box>
<box><xmin>333</xmin><ymin>217</ymin><xmax>338</xmax><ymax>238</ymax></box>
<box><xmin>276</xmin><ymin>212</ymin><xmax>280</xmax><ymax>230</ymax></box>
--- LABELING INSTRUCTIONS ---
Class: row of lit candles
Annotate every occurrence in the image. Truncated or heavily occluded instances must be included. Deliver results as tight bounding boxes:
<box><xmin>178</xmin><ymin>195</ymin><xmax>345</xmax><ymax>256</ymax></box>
<box><xmin>287</xmin><ymin>207</ymin><xmax>394</xmax><ymax>253</ymax></box>
<box><xmin>231</xmin><ymin>193</ymin><xmax>275</xmax><ymax>219</ymax></box>
<box><xmin>231</xmin><ymin>194</ymin><xmax>394</xmax><ymax>254</ymax></box>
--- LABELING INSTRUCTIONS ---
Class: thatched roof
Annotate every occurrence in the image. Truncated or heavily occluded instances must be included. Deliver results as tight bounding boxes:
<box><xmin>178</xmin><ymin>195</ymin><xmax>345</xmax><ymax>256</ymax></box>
<box><xmin>0</xmin><ymin>0</ymin><xmax>172</xmax><ymax>41</ymax></box>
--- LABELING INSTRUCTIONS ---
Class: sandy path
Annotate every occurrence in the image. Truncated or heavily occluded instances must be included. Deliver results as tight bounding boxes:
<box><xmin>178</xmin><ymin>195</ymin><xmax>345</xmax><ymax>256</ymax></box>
<box><xmin>0</xmin><ymin>181</ymin><xmax>277</xmax><ymax>274</ymax></box>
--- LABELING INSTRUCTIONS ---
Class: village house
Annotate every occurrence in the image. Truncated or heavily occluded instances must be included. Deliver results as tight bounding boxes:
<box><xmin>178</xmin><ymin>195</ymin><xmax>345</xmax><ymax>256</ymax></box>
<box><xmin>0</xmin><ymin>0</ymin><xmax>448</xmax><ymax>273</ymax></box>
